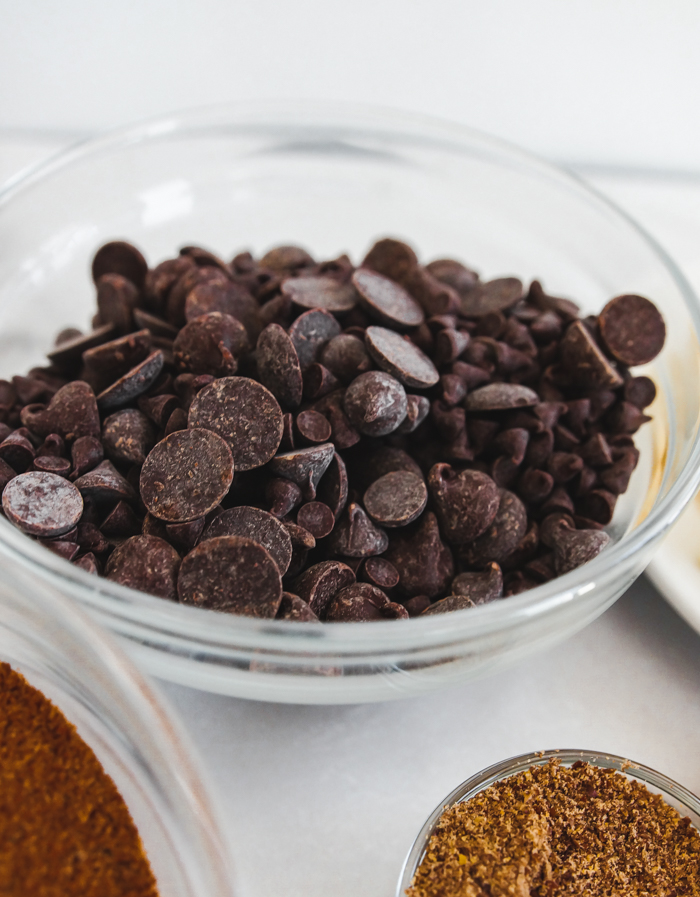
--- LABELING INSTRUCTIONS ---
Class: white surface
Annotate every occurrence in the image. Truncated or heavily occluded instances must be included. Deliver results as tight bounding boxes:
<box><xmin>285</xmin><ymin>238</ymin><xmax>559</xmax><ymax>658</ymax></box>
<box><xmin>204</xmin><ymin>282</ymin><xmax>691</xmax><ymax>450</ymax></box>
<box><xmin>2</xmin><ymin>139</ymin><xmax>700</xmax><ymax>896</ymax></box>
<box><xmin>2</xmin><ymin>1</ymin><xmax>700</xmax><ymax>169</ymax></box>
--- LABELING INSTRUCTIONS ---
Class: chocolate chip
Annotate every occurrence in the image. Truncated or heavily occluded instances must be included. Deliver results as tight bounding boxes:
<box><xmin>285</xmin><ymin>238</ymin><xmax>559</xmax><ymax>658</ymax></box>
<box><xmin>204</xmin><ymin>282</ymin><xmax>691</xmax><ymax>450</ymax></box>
<box><xmin>576</xmin><ymin>489</ymin><xmax>617</xmax><ymax>525</ymax></box>
<box><xmin>460</xmin><ymin>490</ymin><xmax>528</xmax><ymax>565</ymax></box>
<box><xmin>343</xmin><ymin>371</ymin><xmax>407</xmax><ymax>436</ymax></box>
<box><xmin>82</xmin><ymin>330</ymin><xmax>152</xmax><ymax>393</ymax></box>
<box><xmin>328</xmin><ymin>502</ymin><xmax>388</xmax><ymax>557</ymax></box>
<box><xmin>559</xmin><ymin>321</ymin><xmax>624</xmax><ymax>389</ymax></box>
<box><xmin>295</xmin><ymin>410</ymin><xmax>332</xmax><ymax>445</ymax></box>
<box><xmin>363</xmin><ymin>470</ymin><xmax>427</xmax><ymax>528</ymax></box>
<box><xmin>352</xmin><ymin>268</ymin><xmax>424</xmax><ymax>330</ymax></box>
<box><xmin>551</xmin><ymin>522</ymin><xmax>611</xmax><ymax>575</ymax></box>
<box><xmin>624</xmin><ymin>375</ymin><xmax>656</xmax><ymax>409</ymax></box>
<box><xmin>452</xmin><ymin>563</ymin><xmax>503</xmax><ymax>603</ymax></box>
<box><xmin>96</xmin><ymin>273</ymin><xmax>139</xmax><ymax>334</ymax></box>
<box><xmin>325</xmin><ymin>583</ymin><xmax>407</xmax><ymax>622</ymax></box>
<box><xmin>178</xmin><ymin>535</ymin><xmax>283</xmax><ymax>617</ymax></box>
<box><xmin>144</xmin><ymin>256</ymin><xmax>195</xmax><ymax>311</ymax></box>
<box><xmin>0</xmin><ymin>432</ymin><xmax>35</xmax><ymax>472</ymax></box>
<box><xmin>256</xmin><ymin>323</ymin><xmax>304</xmax><ymax>408</ymax></box>
<box><xmin>169</xmin><ymin>266</ymin><xmax>229</xmax><ymax>326</ymax></box>
<box><xmin>364</xmin><ymin>325</ymin><xmax>439</xmax><ymax>389</ymax></box>
<box><xmin>302</xmin><ymin>364</ymin><xmax>340</xmax><ymax>401</ymax></box>
<box><xmin>516</xmin><ymin>467</ymin><xmax>554</xmax><ymax>504</ymax></box>
<box><xmin>395</xmin><ymin>394</ymin><xmax>430</xmax><ymax>435</ymax></box>
<box><xmin>47</xmin><ymin>323</ymin><xmax>117</xmax><ymax>369</ymax></box>
<box><xmin>33</xmin><ymin>455</ymin><xmax>71</xmax><ymax>477</ymax></box>
<box><xmin>362</xmin><ymin>238</ymin><xmax>418</xmax><ymax>283</ymax></box>
<box><xmin>105</xmin><ymin>535</ymin><xmax>181</xmax><ymax>600</ymax></box>
<box><xmin>3</xmin><ymin>472</ymin><xmax>83</xmax><ymax>538</ymax></box>
<box><xmin>70</xmin><ymin>436</ymin><xmax>104</xmax><ymax>479</ymax></box>
<box><xmin>173</xmin><ymin>312</ymin><xmax>248</xmax><ymax>376</ymax></box>
<box><xmin>202</xmin><ymin>506</ymin><xmax>293</xmax><ymax>575</ymax></box>
<box><xmin>385</xmin><ymin>512</ymin><xmax>454</xmax><ymax>598</ymax></box>
<box><xmin>0</xmin><ymin>457</ymin><xmax>17</xmax><ymax>491</ymax></box>
<box><xmin>598</xmin><ymin>294</ymin><xmax>665</xmax><ymax>366</ymax></box>
<box><xmin>188</xmin><ymin>377</ymin><xmax>283</xmax><ymax>471</ymax></box>
<box><xmin>320</xmin><ymin>334</ymin><xmax>372</xmax><ymax>383</ymax></box>
<box><xmin>269</xmin><ymin>442</ymin><xmax>335</xmax><ymax>501</ymax></box>
<box><xmin>465</xmin><ymin>382</ymin><xmax>539</xmax><ymax>412</ymax></box>
<box><xmin>73</xmin><ymin>460</ymin><xmax>136</xmax><ymax>505</ymax></box>
<box><xmin>73</xmin><ymin>553</ymin><xmax>100</xmax><ymax>575</ymax></box>
<box><xmin>259</xmin><ymin>245</ymin><xmax>314</xmax><ymax>272</ymax></box>
<box><xmin>97</xmin><ymin>351</ymin><xmax>165</xmax><ymax>410</ymax></box>
<box><xmin>282</xmin><ymin>275</ymin><xmax>357</xmax><ymax>313</ymax></box>
<box><xmin>428</xmin><ymin>463</ymin><xmax>500</xmax><ymax>544</ymax></box>
<box><xmin>276</xmin><ymin>593</ymin><xmax>319</xmax><ymax>622</ymax></box>
<box><xmin>315</xmin><ymin>451</ymin><xmax>348</xmax><ymax>520</ymax></box>
<box><xmin>102</xmin><ymin>409</ymin><xmax>157</xmax><ymax>466</ymax></box>
<box><xmin>132</xmin><ymin>309</ymin><xmax>179</xmax><ymax>339</ymax></box>
<box><xmin>296</xmin><ymin>502</ymin><xmax>335</xmax><ymax>539</ymax></box>
<box><xmin>92</xmin><ymin>240</ymin><xmax>148</xmax><ymax>289</ymax></box>
<box><xmin>21</xmin><ymin>381</ymin><xmax>100</xmax><ymax>442</ymax></box>
<box><xmin>362</xmin><ymin>556</ymin><xmax>400</xmax><ymax>590</ymax></box>
<box><xmin>184</xmin><ymin>280</ymin><xmax>261</xmax><ymax>343</ymax></box>
<box><xmin>421</xmin><ymin>594</ymin><xmax>482</xmax><ymax>614</ymax></box>
<box><xmin>266</xmin><ymin>477</ymin><xmax>303</xmax><ymax>518</ymax></box>
<box><xmin>101</xmin><ymin>501</ymin><xmax>142</xmax><ymax>538</ymax></box>
<box><xmin>292</xmin><ymin>560</ymin><xmax>356</xmax><ymax>617</ymax></box>
<box><xmin>287</xmin><ymin>308</ymin><xmax>342</xmax><ymax>371</ymax></box>
<box><xmin>460</xmin><ymin>277</ymin><xmax>523</xmax><ymax>317</ymax></box>
<box><xmin>140</xmin><ymin>429</ymin><xmax>233</xmax><ymax>523</ymax></box>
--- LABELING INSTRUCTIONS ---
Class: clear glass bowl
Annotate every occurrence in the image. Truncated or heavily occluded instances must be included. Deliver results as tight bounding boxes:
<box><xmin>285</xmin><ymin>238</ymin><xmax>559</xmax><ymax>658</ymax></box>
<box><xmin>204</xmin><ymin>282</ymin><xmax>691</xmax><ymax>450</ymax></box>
<box><xmin>0</xmin><ymin>101</ymin><xmax>699</xmax><ymax>703</ymax></box>
<box><xmin>0</xmin><ymin>561</ymin><xmax>235</xmax><ymax>897</ymax></box>
<box><xmin>396</xmin><ymin>748</ymin><xmax>700</xmax><ymax>896</ymax></box>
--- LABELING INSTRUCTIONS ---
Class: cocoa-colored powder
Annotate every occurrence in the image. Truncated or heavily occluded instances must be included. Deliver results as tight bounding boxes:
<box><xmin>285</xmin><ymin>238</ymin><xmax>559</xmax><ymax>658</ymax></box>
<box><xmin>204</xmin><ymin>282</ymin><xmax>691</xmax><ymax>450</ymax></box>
<box><xmin>408</xmin><ymin>758</ymin><xmax>700</xmax><ymax>896</ymax></box>
<box><xmin>0</xmin><ymin>662</ymin><xmax>159</xmax><ymax>897</ymax></box>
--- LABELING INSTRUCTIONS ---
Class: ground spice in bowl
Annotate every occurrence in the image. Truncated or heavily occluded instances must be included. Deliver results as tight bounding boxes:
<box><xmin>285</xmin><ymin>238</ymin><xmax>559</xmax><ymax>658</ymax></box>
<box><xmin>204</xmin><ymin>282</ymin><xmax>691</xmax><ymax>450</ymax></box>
<box><xmin>0</xmin><ymin>661</ymin><xmax>158</xmax><ymax>896</ymax></box>
<box><xmin>406</xmin><ymin>757</ymin><xmax>700</xmax><ymax>896</ymax></box>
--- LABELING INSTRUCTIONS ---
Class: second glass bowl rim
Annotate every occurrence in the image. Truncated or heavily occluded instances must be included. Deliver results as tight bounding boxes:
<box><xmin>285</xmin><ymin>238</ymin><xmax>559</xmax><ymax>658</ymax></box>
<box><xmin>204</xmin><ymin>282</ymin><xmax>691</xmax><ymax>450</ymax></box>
<box><xmin>0</xmin><ymin>99</ymin><xmax>699</xmax><ymax>647</ymax></box>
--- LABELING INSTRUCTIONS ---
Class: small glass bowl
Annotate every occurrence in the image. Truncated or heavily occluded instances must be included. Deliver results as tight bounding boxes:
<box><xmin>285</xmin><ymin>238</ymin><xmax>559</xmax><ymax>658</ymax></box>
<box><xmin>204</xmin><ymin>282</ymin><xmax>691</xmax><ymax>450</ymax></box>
<box><xmin>0</xmin><ymin>101</ymin><xmax>699</xmax><ymax>704</ymax></box>
<box><xmin>396</xmin><ymin>748</ymin><xmax>700</xmax><ymax>896</ymax></box>
<box><xmin>0</xmin><ymin>561</ymin><xmax>235</xmax><ymax>897</ymax></box>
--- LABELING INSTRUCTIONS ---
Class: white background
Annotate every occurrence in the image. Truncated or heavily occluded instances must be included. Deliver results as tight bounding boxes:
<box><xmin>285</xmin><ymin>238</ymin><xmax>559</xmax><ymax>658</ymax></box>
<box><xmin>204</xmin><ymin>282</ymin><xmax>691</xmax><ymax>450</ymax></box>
<box><xmin>1</xmin><ymin>0</ymin><xmax>699</xmax><ymax>169</ymax></box>
<box><xmin>2</xmin><ymin>5</ymin><xmax>700</xmax><ymax>896</ymax></box>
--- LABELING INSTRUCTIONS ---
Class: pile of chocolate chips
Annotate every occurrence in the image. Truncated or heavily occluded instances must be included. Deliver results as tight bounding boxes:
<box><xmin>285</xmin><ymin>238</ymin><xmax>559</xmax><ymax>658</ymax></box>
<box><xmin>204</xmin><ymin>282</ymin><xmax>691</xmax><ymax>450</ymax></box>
<box><xmin>0</xmin><ymin>238</ymin><xmax>665</xmax><ymax>621</ymax></box>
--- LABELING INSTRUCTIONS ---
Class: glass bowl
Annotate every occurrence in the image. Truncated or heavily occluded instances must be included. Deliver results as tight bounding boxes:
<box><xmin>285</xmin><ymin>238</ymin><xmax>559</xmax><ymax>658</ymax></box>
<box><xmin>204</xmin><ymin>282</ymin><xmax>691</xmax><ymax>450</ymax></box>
<box><xmin>396</xmin><ymin>748</ymin><xmax>700</xmax><ymax>896</ymax></box>
<box><xmin>0</xmin><ymin>560</ymin><xmax>235</xmax><ymax>897</ymax></box>
<box><xmin>0</xmin><ymin>101</ymin><xmax>699</xmax><ymax>704</ymax></box>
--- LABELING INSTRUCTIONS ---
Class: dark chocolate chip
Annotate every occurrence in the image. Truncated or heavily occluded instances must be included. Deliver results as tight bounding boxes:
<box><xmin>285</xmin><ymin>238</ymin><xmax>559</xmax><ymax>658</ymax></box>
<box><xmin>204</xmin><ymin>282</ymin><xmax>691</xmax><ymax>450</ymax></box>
<box><xmin>21</xmin><ymin>381</ymin><xmax>100</xmax><ymax>442</ymax></box>
<box><xmin>362</xmin><ymin>556</ymin><xmax>400</xmax><ymax>590</ymax></box>
<box><xmin>464</xmin><ymin>382</ymin><xmax>539</xmax><ymax>412</ymax></box>
<box><xmin>352</xmin><ymin>267</ymin><xmax>424</xmax><ymax>330</ymax></box>
<box><xmin>325</xmin><ymin>583</ymin><xmax>407</xmax><ymax>622</ymax></box>
<box><xmin>295</xmin><ymin>410</ymin><xmax>332</xmax><ymax>445</ymax></box>
<box><xmin>188</xmin><ymin>377</ymin><xmax>283</xmax><ymax>471</ymax></box>
<box><xmin>173</xmin><ymin>312</ymin><xmax>248</xmax><ymax>376</ymax></box>
<box><xmin>92</xmin><ymin>240</ymin><xmax>148</xmax><ymax>288</ymax></box>
<box><xmin>132</xmin><ymin>309</ymin><xmax>179</xmax><ymax>339</ymax></box>
<box><xmin>70</xmin><ymin>435</ymin><xmax>104</xmax><ymax>479</ymax></box>
<box><xmin>315</xmin><ymin>451</ymin><xmax>348</xmax><ymax>520</ymax></box>
<box><xmin>178</xmin><ymin>535</ymin><xmax>283</xmax><ymax>617</ymax></box>
<box><xmin>3</xmin><ymin>471</ymin><xmax>83</xmax><ymax>538</ymax></box>
<box><xmin>385</xmin><ymin>512</ymin><xmax>454</xmax><ymax>598</ymax></box>
<box><xmin>395</xmin><ymin>394</ymin><xmax>430</xmax><ymax>435</ymax></box>
<box><xmin>427</xmin><ymin>463</ymin><xmax>500</xmax><ymax>544</ymax></box>
<box><xmin>100</xmin><ymin>501</ymin><xmax>143</xmax><ymax>538</ymax></box>
<box><xmin>343</xmin><ymin>371</ymin><xmax>407</xmax><ymax>436</ymax></box>
<box><xmin>576</xmin><ymin>489</ymin><xmax>617</xmax><ymax>525</ymax></box>
<box><xmin>460</xmin><ymin>277</ymin><xmax>523</xmax><ymax>317</ymax></box>
<box><xmin>82</xmin><ymin>329</ymin><xmax>152</xmax><ymax>393</ymax></box>
<box><xmin>256</xmin><ymin>323</ymin><xmax>304</xmax><ymax>409</ymax></box>
<box><xmin>102</xmin><ymin>409</ymin><xmax>157</xmax><ymax>466</ymax></box>
<box><xmin>184</xmin><ymin>280</ymin><xmax>261</xmax><ymax>343</ymax></box>
<box><xmin>47</xmin><ymin>324</ymin><xmax>117</xmax><ymax>369</ymax></box>
<box><xmin>73</xmin><ymin>553</ymin><xmax>100</xmax><ymax>575</ymax></box>
<box><xmin>328</xmin><ymin>502</ymin><xmax>388</xmax><ymax>558</ymax></box>
<box><xmin>624</xmin><ymin>376</ymin><xmax>656</xmax><ymax>409</ymax></box>
<box><xmin>74</xmin><ymin>460</ymin><xmax>136</xmax><ymax>504</ymax></box>
<box><xmin>452</xmin><ymin>563</ymin><xmax>503</xmax><ymax>603</ymax></box>
<box><xmin>97</xmin><ymin>351</ymin><xmax>165</xmax><ymax>410</ymax></box>
<box><xmin>320</xmin><ymin>334</ymin><xmax>372</xmax><ymax>383</ymax></box>
<box><xmin>460</xmin><ymin>490</ymin><xmax>528</xmax><ymax>565</ymax></box>
<box><xmin>105</xmin><ymin>535</ymin><xmax>181</xmax><ymax>600</ymax></box>
<box><xmin>302</xmin><ymin>364</ymin><xmax>340</xmax><ymax>401</ymax></box>
<box><xmin>287</xmin><ymin>308</ymin><xmax>342</xmax><ymax>371</ymax></box>
<box><xmin>292</xmin><ymin>560</ymin><xmax>357</xmax><ymax>617</ymax></box>
<box><xmin>559</xmin><ymin>321</ymin><xmax>624</xmax><ymax>389</ymax></box>
<box><xmin>202</xmin><ymin>505</ymin><xmax>293</xmax><ymax>575</ymax></box>
<box><xmin>363</xmin><ymin>470</ymin><xmax>427</xmax><ymax>528</ymax></box>
<box><xmin>551</xmin><ymin>522</ymin><xmax>611</xmax><ymax>575</ymax></box>
<box><xmin>33</xmin><ymin>455</ymin><xmax>71</xmax><ymax>477</ymax></box>
<box><xmin>296</xmin><ymin>502</ymin><xmax>335</xmax><ymax>539</ymax></box>
<box><xmin>0</xmin><ymin>432</ymin><xmax>35</xmax><ymax>472</ymax></box>
<box><xmin>282</xmin><ymin>275</ymin><xmax>357</xmax><ymax>313</ymax></box>
<box><xmin>259</xmin><ymin>245</ymin><xmax>315</xmax><ymax>272</ymax></box>
<box><xmin>266</xmin><ymin>477</ymin><xmax>304</xmax><ymax>518</ymax></box>
<box><xmin>364</xmin><ymin>325</ymin><xmax>439</xmax><ymax>390</ymax></box>
<box><xmin>269</xmin><ymin>442</ymin><xmax>335</xmax><ymax>501</ymax></box>
<box><xmin>598</xmin><ymin>294</ymin><xmax>665</xmax><ymax>366</ymax></box>
<box><xmin>96</xmin><ymin>273</ymin><xmax>139</xmax><ymax>334</ymax></box>
<box><xmin>140</xmin><ymin>429</ymin><xmax>233</xmax><ymax>523</ymax></box>
<box><xmin>276</xmin><ymin>593</ymin><xmax>320</xmax><ymax>622</ymax></box>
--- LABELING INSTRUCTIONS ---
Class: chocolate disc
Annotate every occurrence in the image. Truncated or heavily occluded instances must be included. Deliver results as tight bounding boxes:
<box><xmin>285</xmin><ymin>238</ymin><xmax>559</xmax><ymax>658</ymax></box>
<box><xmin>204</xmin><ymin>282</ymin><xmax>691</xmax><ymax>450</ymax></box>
<box><xmin>202</xmin><ymin>505</ymin><xmax>293</xmax><ymax>575</ymax></box>
<box><xmin>363</xmin><ymin>470</ymin><xmax>428</xmax><ymax>528</ymax></box>
<box><xmin>140</xmin><ymin>428</ymin><xmax>234</xmax><ymax>522</ymax></box>
<box><xmin>459</xmin><ymin>277</ymin><xmax>523</xmax><ymax>317</ymax></box>
<box><xmin>352</xmin><ymin>267</ymin><xmax>424</xmax><ymax>330</ymax></box>
<box><xmin>3</xmin><ymin>471</ymin><xmax>83</xmax><ymax>538</ymax></box>
<box><xmin>188</xmin><ymin>376</ymin><xmax>283</xmax><ymax>471</ymax></box>
<box><xmin>364</xmin><ymin>325</ymin><xmax>439</xmax><ymax>388</ymax></box>
<box><xmin>105</xmin><ymin>535</ymin><xmax>181</xmax><ymax>600</ymax></box>
<box><xmin>598</xmin><ymin>294</ymin><xmax>666</xmax><ymax>366</ymax></box>
<box><xmin>282</xmin><ymin>276</ymin><xmax>357</xmax><ymax>313</ymax></box>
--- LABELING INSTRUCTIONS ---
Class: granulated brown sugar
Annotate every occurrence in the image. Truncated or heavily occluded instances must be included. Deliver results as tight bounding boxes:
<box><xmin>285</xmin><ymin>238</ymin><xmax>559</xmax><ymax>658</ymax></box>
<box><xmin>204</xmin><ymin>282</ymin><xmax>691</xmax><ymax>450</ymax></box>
<box><xmin>0</xmin><ymin>662</ymin><xmax>159</xmax><ymax>897</ymax></box>
<box><xmin>407</xmin><ymin>758</ymin><xmax>700</xmax><ymax>896</ymax></box>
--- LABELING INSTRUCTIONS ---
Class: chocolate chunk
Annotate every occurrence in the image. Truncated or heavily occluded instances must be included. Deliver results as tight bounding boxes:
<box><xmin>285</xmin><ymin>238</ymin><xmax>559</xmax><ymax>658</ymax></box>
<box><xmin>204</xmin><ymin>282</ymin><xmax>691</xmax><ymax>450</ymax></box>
<box><xmin>343</xmin><ymin>371</ymin><xmax>407</xmax><ymax>436</ymax></box>
<box><xmin>178</xmin><ymin>535</ymin><xmax>283</xmax><ymax>617</ymax></box>
<box><xmin>460</xmin><ymin>490</ymin><xmax>528</xmax><ymax>565</ymax></box>
<box><xmin>276</xmin><ymin>593</ymin><xmax>319</xmax><ymax>622</ymax></box>
<box><xmin>96</xmin><ymin>273</ymin><xmax>139</xmax><ymax>334</ymax></box>
<box><xmin>363</xmin><ymin>471</ymin><xmax>428</xmax><ymax>528</ymax></box>
<box><xmin>352</xmin><ymin>268</ymin><xmax>424</xmax><ymax>330</ymax></box>
<box><xmin>282</xmin><ymin>276</ymin><xmax>357</xmax><ymax>313</ymax></box>
<box><xmin>292</xmin><ymin>560</ymin><xmax>356</xmax><ymax>617</ymax></box>
<box><xmin>452</xmin><ymin>563</ymin><xmax>503</xmax><ymax>603</ymax></box>
<box><xmin>598</xmin><ymin>294</ymin><xmax>665</xmax><ymax>366</ymax></box>
<box><xmin>140</xmin><ymin>429</ymin><xmax>234</xmax><ymax>523</ymax></box>
<box><xmin>102</xmin><ymin>409</ymin><xmax>157</xmax><ymax>466</ymax></box>
<box><xmin>296</xmin><ymin>502</ymin><xmax>335</xmax><ymax>539</ymax></box>
<box><xmin>73</xmin><ymin>460</ymin><xmax>136</xmax><ymax>504</ymax></box>
<box><xmin>3</xmin><ymin>472</ymin><xmax>83</xmax><ymax>538</ymax></box>
<box><xmin>269</xmin><ymin>442</ymin><xmax>335</xmax><ymax>501</ymax></box>
<box><xmin>173</xmin><ymin>312</ymin><xmax>248</xmax><ymax>376</ymax></box>
<box><xmin>105</xmin><ymin>535</ymin><xmax>181</xmax><ymax>600</ymax></box>
<box><xmin>202</xmin><ymin>506</ymin><xmax>293</xmax><ymax>575</ymax></box>
<box><xmin>21</xmin><ymin>381</ymin><xmax>100</xmax><ymax>442</ymax></box>
<box><xmin>385</xmin><ymin>512</ymin><xmax>454</xmax><ymax>598</ymax></box>
<box><xmin>97</xmin><ymin>351</ymin><xmax>165</xmax><ymax>410</ymax></box>
<box><xmin>328</xmin><ymin>502</ymin><xmax>389</xmax><ymax>557</ymax></box>
<box><xmin>559</xmin><ymin>321</ymin><xmax>624</xmax><ymax>389</ymax></box>
<box><xmin>188</xmin><ymin>377</ymin><xmax>283</xmax><ymax>471</ymax></box>
<box><xmin>325</xmin><ymin>583</ymin><xmax>408</xmax><ymax>622</ymax></box>
<box><xmin>92</xmin><ymin>240</ymin><xmax>148</xmax><ymax>288</ymax></box>
<box><xmin>460</xmin><ymin>277</ymin><xmax>523</xmax><ymax>317</ymax></box>
<box><xmin>428</xmin><ymin>463</ymin><xmax>500</xmax><ymax>544</ymax></box>
<box><xmin>465</xmin><ymin>382</ymin><xmax>539</xmax><ymax>412</ymax></box>
<box><xmin>364</xmin><ymin>325</ymin><xmax>439</xmax><ymax>389</ymax></box>
<box><xmin>256</xmin><ymin>324</ymin><xmax>304</xmax><ymax>409</ymax></box>
<box><xmin>287</xmin><ymin>309</ymin><xmax>342</xmax><ymax>371</ymax></box>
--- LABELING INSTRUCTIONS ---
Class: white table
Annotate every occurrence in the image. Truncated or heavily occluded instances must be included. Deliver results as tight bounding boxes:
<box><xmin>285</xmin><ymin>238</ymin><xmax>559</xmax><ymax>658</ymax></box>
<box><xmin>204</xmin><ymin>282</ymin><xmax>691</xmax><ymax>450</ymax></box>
<box><xmin>2</xmin><ymin>139</ymin><xmax>700</xmax><ymax>897</ymax></box>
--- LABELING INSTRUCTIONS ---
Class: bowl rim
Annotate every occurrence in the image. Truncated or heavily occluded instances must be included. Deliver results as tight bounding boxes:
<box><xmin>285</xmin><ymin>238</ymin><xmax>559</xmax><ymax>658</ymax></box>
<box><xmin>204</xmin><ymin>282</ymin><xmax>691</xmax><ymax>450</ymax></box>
<box><xmin>396</xmin><ymin>747</ymin><xmax>700</xmax><ymax>896</ymax></box>
<box><xmin>1</xmin><ymin>98</ymin><xmax>700</xmax><ymax>651</ymax></box>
